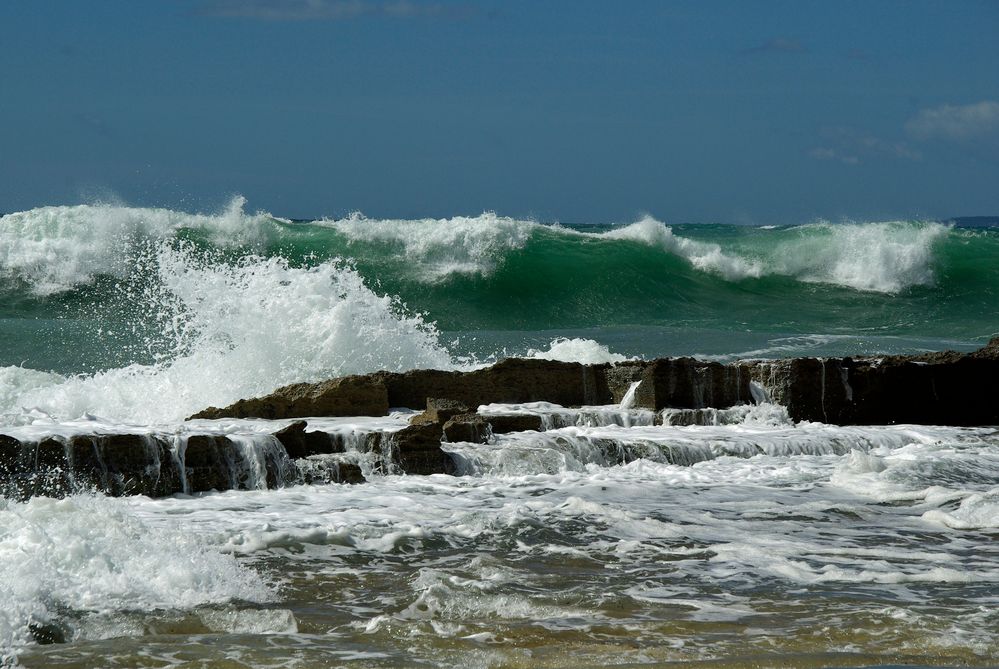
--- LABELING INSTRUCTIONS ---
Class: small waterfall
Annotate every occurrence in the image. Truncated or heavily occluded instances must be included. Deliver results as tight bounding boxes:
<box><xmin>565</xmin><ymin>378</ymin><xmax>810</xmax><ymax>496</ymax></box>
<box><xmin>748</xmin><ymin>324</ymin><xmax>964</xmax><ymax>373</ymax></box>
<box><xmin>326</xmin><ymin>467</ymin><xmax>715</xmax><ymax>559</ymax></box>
<box><xmin>224</xmin><ymin>435</ymin><xmax>287</xmax><ymax>490</ymax></box>
<box><xmin>749</xmin><ymin>381</ymin><xmax>770</xmax><ymax>404</ymax></box>
<box><xmin>169</xmin><ymin>436</ymin><xmax>189</xmax><ymax>494</ymax></box>
<box><xmin>619</xmin><ymin>381</ymin><xmax>642</xmax><ymax>410</ymax></box>
<box><xmin>820</xmin><ymin>359</ymin><xmax>828</xmax><ymax>423</ymax></box>
<box><xmin>839</xmin><ymin>366</ymin><xmax>854</xmax><ymax>402</ymax></box>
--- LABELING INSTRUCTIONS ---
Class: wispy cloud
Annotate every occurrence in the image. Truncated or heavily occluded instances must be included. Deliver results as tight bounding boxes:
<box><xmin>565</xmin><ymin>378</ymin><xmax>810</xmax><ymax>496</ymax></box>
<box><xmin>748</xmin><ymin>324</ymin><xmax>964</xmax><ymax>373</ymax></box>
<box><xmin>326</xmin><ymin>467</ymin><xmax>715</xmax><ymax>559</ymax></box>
<box><xmin>197</xmin><ymin>0</ymin><xmax>462</xmax><ymax>21</ymax></box>
<box><xmin>810</xmin><ymin>127</ymin><xmax>921</xmax><ymax>166</ymax></box>
<box><xmin>906</xmin><ymin>101</ymin><xmax>999</xmax><ymax>141</ymax></box>
<box><xmin>742</xmin><ymin>37</ymin><xmax>806</xmax><ymax>56</ymax></box>
<box><xmin>809</xmin><ymin>147</ymin><xmax>859</xmax><ymax>165</ymax></box>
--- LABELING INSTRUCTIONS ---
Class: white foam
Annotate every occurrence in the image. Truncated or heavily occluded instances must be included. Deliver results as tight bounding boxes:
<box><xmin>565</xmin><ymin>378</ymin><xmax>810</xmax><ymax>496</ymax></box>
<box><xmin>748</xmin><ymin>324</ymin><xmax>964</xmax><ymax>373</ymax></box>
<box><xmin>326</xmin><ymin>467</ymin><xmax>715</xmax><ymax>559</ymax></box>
<box><xmin>526</xmin><ymin>337</ymin><xmax>630</xmax><ymax>364</ymax></box>
<box><xmin>922</xmin><ymin>489</ymin><xmax>999</xmax><ymax>529</ymax></box>
<box><xmin>320</xmin><ymin>211</ymin><xmax>535</xmax><ymax>280</ymax></box>
<box><xmin>770</xmin><ymin>220</ymin><xmax>948</xmax><ymax>293</ymax></box>
<box><xmin>0</xmin><ymin>494</ymin><xmax>271</xmax><ymax>656</ymax></box>
<box><xmin>29</xmin><ymin>419</ymin><xmax>984</xmax><ymax>662</ymax></box>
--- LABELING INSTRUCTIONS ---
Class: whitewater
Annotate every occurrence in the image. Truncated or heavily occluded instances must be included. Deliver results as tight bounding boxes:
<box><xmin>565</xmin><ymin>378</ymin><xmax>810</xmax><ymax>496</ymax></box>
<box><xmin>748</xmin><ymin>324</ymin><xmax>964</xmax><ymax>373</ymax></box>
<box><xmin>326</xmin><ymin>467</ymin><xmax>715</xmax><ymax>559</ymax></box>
<box><xmin>1</xmin><ymin>199</ymin><xmax>998</xmax><ymax>668</ymax></box>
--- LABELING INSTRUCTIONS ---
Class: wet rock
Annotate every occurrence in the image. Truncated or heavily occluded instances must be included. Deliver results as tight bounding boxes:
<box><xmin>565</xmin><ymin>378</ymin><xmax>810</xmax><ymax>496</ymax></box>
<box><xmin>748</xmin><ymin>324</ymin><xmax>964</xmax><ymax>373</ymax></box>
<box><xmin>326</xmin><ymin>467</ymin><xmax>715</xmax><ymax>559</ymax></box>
<box><xmin>183</xmin><ymin>435</ymin><xmax>239</xmax><ymax>492</ymax></box>
<box><xmin>442</xmin><ymin>414</ymin><xmax>490</xmax><ymax>443</ymax></box>
<box><xmin>379</xmin><ymin>359</ymin><xmax>613</xmax><ymax>410</ymax></box>
<box><xmin>274</xmin><ymin>420</ymin><xmax>341</xmax><ymax>458</ymax></box>
<box><xmin>35</xmin><ymin>437</ymin><xmax>68</xmax><ymax>470</ymax></box>
<box><xmin>0</xmin><ymin>433</ymin><xmax>18</xmax><ymax>464</ymax></box>
<box><xmin>745</xmin><ymin>343</ymin><xmax>999</xmax><ymax>425</ymax></box>
<box><xmin>189</xmin><ymin>375</ymin><xmax>389</xmax><ymax>420</ymax></box>
<box><xmin>66</xmin><ymin>434</ymin><xmax>178</xmax><ymax>497</ymax></box>
<box><xmin>0</xmin><ymin>436</ymin><xmax>72</xmax><ymax>498</ymax></box>
<box><xmin>484</xmin><ymin>414</ymin><xmax>545</xmax><ymax>434</ymax></box>
<box><xmin>442</xmin><ymin>411</ymin><xmax>546</xmax><ymax>443</ymax></box>
<box><xmin>386</xmin><ymin>422</ymin><xmax>455</xmax><ymax>475</ymax></box>
<box><xmin>410</xmin><ymin>398</ymin><xmax>470</xmax><ymax>426</ymax></box>
<box><xmin>29</xmin><ymin>621</ymin><xmax>67</xmax><ymax>645</ymax></box>
<box><xmin>191</xmin><ymin>360</ymin><xmax>614</xmax><ymax>421</ymax></box>
<box><xmin>296</xmin><ymin>455</ymin><xmax>366</xmax><ymax>485</ymax></box>
<box><xmin>607</xmin><ymin>359</ymin><xmax>752</xmax><ymax>411</ymax></box>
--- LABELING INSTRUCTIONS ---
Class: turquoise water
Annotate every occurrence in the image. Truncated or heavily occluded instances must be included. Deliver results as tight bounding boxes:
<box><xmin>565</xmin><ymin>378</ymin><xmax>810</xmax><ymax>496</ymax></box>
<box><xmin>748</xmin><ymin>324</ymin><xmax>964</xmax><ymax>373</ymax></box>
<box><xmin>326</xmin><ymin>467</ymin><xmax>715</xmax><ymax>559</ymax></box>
<box><xmin>1</xmin><ymin>201</ymin><xmax>997</xmax><ymax>378</ymax></box>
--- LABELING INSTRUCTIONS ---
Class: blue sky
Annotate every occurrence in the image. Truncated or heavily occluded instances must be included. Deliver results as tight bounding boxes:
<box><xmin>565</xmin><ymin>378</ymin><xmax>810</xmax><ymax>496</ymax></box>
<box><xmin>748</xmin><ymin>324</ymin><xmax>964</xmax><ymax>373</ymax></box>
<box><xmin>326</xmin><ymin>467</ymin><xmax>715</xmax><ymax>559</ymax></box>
<box><xmin>1</xmin><ymin>0</ymin><xmax>997</xmax><ymax>223</ymax></box>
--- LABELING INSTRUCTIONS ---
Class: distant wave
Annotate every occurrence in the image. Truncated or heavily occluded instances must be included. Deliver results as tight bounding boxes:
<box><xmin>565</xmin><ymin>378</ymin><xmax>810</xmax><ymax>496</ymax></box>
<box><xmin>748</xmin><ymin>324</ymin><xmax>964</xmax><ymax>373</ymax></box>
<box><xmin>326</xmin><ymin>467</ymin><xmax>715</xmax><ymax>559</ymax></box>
<box><xmin>0</xmin><ymin>198</ymin><xmax>959</xmax><ymax>295</ymax></box>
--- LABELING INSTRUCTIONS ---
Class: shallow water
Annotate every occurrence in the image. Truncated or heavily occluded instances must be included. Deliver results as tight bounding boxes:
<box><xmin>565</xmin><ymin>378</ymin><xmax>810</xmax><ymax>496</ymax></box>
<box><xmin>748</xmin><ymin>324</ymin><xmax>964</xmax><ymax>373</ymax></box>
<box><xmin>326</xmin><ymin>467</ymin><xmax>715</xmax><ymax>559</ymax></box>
<box><xmin>4</xmin><ymin>410</ymin><xmax>998</xmax><ymax>668</ymax></box>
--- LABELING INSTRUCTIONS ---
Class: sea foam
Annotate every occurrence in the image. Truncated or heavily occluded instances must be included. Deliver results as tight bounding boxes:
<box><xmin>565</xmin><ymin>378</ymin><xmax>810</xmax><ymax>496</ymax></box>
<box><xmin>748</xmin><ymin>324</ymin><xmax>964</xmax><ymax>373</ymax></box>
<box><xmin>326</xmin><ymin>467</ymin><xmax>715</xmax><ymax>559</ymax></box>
<box><xmin>0</xmin><ymin>494</ymin><xmax>270</xmax><ymax>660</ymax></box>
<box><xmin>527</xmin><ymin>337</ymin><xmax>631</xmax><ymax>364</ymax></box>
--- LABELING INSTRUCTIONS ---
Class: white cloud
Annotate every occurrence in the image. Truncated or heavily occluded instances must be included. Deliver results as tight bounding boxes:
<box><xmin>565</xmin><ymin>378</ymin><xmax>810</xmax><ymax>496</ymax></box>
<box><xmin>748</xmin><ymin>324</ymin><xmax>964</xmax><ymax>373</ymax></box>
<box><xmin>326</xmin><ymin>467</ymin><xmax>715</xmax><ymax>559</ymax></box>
<box><xmin>906</xmin><ymin>101</ymin><xmax>999</xmax><ymax>141</ymax></box>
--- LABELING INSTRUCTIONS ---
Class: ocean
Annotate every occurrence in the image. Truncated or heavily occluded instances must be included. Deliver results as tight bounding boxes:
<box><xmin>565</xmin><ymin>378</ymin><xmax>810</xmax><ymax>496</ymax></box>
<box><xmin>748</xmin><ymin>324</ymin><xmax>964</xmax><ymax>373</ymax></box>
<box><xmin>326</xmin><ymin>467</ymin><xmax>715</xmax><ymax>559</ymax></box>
<box><xmin>1</xmin><ymin>199</ymin><xmax>998</xmax><ymax>668</ymax></box>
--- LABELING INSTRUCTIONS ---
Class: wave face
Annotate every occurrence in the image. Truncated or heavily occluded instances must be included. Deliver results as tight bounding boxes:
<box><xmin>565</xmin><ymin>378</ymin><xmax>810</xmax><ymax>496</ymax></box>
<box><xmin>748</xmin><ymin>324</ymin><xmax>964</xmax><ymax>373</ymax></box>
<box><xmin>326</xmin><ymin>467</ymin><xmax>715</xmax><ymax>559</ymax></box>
<box><xmin>1</xmin><ymin>199</ymin><xmax>997</xmax><ymax>421</ymax></box>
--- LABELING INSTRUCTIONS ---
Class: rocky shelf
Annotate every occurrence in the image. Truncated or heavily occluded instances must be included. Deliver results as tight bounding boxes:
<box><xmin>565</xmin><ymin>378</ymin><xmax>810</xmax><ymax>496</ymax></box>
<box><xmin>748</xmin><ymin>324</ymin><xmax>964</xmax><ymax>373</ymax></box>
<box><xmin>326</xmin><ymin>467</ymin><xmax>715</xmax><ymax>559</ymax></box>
<box><xmin>192</xmin><ymin>338</ymin><xmax>999</xmax><ymax>426</ymax></box>
<box><xmin>3</xmin><ymin>338</ymin><xmax>997</xmax><ymax>498</ymax></box>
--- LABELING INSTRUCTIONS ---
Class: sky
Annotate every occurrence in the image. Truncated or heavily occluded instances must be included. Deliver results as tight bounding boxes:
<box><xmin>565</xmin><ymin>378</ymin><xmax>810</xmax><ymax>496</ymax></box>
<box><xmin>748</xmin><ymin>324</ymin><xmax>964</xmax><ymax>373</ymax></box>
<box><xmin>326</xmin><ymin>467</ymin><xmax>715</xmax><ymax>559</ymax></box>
<box><xmin>1</xmin><ymin>0</ymin><xmax>998</xmax><ymax>224</ymax></box>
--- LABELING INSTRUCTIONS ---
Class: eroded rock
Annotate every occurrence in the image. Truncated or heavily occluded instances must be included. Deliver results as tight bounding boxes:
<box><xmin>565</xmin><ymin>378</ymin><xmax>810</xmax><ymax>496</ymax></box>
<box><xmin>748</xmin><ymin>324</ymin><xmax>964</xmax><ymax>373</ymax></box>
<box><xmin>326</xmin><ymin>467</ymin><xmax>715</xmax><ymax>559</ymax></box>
<box><xmin>190</xmin><ymin>375</ymin><xmax>389</xmax><ymax>420</ymax></box>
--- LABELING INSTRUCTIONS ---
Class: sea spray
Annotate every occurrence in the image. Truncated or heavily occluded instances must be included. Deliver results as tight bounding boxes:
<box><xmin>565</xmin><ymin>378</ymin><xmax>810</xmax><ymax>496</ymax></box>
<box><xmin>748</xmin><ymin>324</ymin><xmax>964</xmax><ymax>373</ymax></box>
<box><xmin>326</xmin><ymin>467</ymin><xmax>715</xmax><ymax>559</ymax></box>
<box><xmin>769</xmin><ymin>219</ymin><xmax>949</xmax><ymax>292</ymax></box>
<box><xmin>1</xmin><ymin>241</ymin><xmax>453</xmax><ymax>424</ymax></box>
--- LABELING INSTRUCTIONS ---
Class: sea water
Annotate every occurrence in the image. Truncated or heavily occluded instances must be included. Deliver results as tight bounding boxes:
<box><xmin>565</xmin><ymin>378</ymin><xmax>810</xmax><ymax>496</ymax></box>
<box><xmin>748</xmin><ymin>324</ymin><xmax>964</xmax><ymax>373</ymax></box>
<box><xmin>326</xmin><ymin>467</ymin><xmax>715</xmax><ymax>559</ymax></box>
<box><xmin>1</xmin><ymin>200</ymin><xmax>998</xmax><ymax>667</ymax></box>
